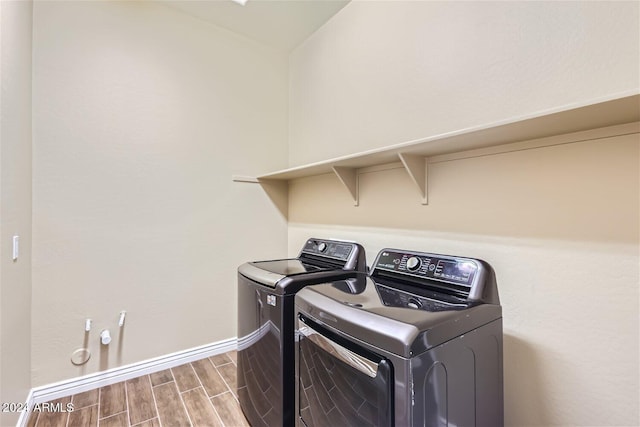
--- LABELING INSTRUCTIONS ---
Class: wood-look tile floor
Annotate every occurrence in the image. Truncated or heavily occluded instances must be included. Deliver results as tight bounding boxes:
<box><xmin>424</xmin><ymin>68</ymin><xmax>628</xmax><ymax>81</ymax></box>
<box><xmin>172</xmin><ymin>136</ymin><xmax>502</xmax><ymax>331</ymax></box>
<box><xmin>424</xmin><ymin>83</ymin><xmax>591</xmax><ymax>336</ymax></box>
<box><xmin>26</xmin><ymin>351</ymin><xmax>249</xmax><ymax>427</ymax></box>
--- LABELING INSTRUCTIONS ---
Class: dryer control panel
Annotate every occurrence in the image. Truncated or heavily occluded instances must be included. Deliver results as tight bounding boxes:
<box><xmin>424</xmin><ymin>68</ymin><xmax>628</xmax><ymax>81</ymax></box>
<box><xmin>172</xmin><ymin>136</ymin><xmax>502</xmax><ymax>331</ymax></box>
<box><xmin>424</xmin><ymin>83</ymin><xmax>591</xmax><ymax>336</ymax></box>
<box><xmin>371</xmin><ymin>249</ymin><xmax>498</xmax><ymax>304</ymax></box>
<box><xmin>374</xmin><ymin>250</ymin><xmax>478</xmax><ymax>287</ymax></box>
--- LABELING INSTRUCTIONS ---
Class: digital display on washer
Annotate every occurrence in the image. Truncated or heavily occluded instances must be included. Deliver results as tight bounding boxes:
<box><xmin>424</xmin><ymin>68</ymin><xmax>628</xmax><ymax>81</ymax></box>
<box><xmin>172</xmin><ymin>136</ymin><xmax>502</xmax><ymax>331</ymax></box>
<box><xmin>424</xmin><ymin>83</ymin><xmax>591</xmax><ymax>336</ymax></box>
<box><xmin>434</xmin><ymin>260</ymin><xmax>476</xmax><ymax>285</ymax></box>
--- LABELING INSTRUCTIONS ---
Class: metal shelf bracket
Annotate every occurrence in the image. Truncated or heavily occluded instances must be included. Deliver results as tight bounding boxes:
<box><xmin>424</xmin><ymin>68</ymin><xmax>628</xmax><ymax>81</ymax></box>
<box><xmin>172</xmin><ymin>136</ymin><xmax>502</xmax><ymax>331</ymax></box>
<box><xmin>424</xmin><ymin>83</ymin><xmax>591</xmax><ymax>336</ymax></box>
<box><xmin>332</xmin><ymin>166</ymin><xmax>359</xmax><ymax>206</ymax></box>
<box><xmin>399</xmin><ymin>153</ymin><xmax>428</xmax><ymax>205</ymax></box>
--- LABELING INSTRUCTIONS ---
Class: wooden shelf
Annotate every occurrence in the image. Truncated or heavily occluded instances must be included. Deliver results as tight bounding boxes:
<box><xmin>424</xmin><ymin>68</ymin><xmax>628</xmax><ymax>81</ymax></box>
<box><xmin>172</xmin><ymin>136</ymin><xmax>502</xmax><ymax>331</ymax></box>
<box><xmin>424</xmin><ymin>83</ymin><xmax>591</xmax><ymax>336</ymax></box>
<box><xmin>235</xmin><ymin>91</ymin><xmax>640</xmax><ymax>208</ymax></box>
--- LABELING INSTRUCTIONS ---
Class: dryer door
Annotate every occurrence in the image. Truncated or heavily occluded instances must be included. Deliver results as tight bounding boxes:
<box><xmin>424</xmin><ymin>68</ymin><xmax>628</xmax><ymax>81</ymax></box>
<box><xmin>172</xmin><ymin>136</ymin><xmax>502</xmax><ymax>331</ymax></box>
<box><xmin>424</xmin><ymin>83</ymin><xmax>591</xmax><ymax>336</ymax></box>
<box><xmin>297</xmin><ymin>314</ymin><xmax>394</xmax><ymax>427</ymax></box>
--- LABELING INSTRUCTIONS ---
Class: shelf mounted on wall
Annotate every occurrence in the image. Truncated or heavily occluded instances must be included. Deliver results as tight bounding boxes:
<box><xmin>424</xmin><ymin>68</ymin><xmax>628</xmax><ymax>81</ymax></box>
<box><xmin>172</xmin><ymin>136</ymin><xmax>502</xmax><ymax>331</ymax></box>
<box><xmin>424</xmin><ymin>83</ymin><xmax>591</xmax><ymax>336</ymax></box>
<box><xmin>233</xmin><ymin>92</ymin><xmax>639</xmax><ymax>216</ymax></box>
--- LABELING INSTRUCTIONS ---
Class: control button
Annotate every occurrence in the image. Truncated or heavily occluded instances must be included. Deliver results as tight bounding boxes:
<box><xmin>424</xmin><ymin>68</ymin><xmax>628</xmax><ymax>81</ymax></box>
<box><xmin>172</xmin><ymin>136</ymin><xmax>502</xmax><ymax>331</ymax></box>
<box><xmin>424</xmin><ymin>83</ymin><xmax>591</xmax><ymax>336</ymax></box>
<box><xmin>407</xmin><ymin>298</ymin><xmax>422</xmax><ymax>309</ymax></box>
<box><xmin>429</xmin><ymin>264</ymin><xmax>436</xmax><ymax>271</ymax></box>
<box><xmin>406</xmin><ymin>256</ymin><xmax>421</xmax><ymax>271</ymax></box>
<box><xmin>317</xmin><ymin>242</ymin><xmax>327</xmax><ymax>252</ymax></box>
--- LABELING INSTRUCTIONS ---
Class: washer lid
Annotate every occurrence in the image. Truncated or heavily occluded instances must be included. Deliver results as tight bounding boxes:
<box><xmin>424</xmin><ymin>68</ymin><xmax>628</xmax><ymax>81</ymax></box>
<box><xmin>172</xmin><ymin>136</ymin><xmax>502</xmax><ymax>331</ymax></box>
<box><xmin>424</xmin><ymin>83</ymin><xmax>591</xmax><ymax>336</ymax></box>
<box><xmin>238</xmin><ymin>259</ymin><xmax>360</xmax><ymax>294</ymax></box>
<box><xmin>239</xmin><ymin>259</ymin><xmax>336</xmax><ymax>287</ymax></box>
<box><xmin>251</xmin><ymin>259</ymin><xmax>327</xmax><ymax>276</ymax></box>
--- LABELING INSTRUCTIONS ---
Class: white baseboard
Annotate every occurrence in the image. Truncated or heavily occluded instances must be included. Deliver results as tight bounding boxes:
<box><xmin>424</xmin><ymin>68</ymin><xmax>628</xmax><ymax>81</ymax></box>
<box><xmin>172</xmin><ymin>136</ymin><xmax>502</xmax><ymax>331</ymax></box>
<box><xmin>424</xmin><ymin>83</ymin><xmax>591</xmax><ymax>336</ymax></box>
<box><xmin>15</xmin><ymin>389</ymin><xmax>34</xmax><ymax>427</ymax></box>
<box><xmin>17</xmin><ymin>337</ymin><xmax>237</xmax><ymax>427</ymax></box>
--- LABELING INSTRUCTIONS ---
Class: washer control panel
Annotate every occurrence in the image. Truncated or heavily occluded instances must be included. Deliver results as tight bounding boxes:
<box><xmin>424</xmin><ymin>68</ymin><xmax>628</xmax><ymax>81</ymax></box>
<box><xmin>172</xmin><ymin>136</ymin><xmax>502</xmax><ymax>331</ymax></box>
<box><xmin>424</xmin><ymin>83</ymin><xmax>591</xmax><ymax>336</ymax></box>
<box><xmin>374</xmin><ymin>250</ymin><xmax>479</xmax><ymax>287</ymax></box>
<box><xmin>301</xmin><ymin>239</ymin><xmax>354</xmax><ymax>261</ymax></box>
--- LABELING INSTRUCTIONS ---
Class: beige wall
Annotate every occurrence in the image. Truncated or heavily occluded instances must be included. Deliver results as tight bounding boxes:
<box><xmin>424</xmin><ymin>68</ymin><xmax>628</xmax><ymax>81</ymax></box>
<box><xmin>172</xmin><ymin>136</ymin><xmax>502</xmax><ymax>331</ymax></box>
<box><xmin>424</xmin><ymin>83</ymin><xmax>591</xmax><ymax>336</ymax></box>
<box><xmin>31</xmin><ymin>1</ymin><xmax>288</xmax><ymax>386</ymax></box>
<box><xmin>0</xmin><ymin>0</ymin><xmax>34</xmax><ymax>425</ymax></box>
<box><xmin>287</xmin><ymin>2</ymin><xmax>639</xmax><ymax>425</ymax></box>
<box><xmin>287</xmin><ymin>129</ymin><xmax>640</xmax><ymax>426</ymax></box>
<box><xmin>289</xmin><ymin>1</ymin><xmax>640</xmax><ymax>166</ymax></box>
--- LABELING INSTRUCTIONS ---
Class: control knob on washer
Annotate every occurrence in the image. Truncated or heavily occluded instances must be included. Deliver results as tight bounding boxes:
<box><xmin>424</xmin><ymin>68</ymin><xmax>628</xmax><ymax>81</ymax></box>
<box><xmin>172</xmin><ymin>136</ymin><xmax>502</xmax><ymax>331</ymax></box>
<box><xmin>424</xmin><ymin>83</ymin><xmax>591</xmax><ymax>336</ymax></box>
<box><xmin>317</xmin><ymin>242</ymin><xmax>327</xmax><ymax>252</ymax></box>
<box><xmin>406</xmin><ymin>256</ymin><xmax>421</xmax><ymax>271</ymax></box>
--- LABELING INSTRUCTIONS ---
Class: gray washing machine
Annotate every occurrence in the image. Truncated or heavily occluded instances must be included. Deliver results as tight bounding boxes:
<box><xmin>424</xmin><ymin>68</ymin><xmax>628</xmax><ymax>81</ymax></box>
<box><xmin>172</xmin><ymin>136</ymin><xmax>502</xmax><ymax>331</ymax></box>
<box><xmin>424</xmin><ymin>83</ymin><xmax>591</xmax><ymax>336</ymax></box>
<box><xmin>295</xmin><ymin>248</ymin><xmax>503</xmax><ymax>427</ymax></box>
<box><xmin>237</xmin><ymin>238</ymin><xmax>366</xmax><ymax>427</ymax></box>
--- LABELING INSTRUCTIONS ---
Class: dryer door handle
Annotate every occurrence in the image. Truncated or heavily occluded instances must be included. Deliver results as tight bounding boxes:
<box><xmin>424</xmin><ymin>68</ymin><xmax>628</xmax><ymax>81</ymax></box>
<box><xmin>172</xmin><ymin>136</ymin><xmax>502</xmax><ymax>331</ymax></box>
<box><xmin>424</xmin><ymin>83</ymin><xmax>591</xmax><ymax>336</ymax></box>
<box><xmin>298</xmin><ymin>322</ymin><xmax>379</xmax><ymax>378</ymax></box>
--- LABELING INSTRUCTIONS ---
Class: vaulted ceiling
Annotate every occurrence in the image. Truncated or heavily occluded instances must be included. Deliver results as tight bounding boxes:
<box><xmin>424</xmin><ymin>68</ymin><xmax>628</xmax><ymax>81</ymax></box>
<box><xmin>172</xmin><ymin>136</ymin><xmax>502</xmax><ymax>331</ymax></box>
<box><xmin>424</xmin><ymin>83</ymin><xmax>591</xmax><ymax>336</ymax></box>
<box><xmin>161</xmin><ymin>0</ymin><xmax>350</xmax><ymax>51</ymax></box>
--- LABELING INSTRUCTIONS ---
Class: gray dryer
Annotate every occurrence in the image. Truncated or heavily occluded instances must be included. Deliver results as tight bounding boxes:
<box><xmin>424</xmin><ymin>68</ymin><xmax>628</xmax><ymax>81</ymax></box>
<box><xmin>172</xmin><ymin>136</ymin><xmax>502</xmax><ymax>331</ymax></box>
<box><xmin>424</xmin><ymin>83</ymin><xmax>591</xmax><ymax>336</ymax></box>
<box><xmin>295</xmin><ymin>248</ymin><xmax>503</xmax><ymax>427</ymax></box>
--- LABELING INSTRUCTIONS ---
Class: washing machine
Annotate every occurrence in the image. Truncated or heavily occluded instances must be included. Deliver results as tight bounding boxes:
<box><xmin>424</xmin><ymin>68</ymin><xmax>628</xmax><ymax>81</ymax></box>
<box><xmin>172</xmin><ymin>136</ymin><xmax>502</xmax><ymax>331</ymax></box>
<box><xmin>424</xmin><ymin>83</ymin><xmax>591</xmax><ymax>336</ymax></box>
<box><xmin>237</xmin><ymin>238</ymin><xmax>366</xmax><ymax>427</ymax></box>
<box><xmin>295</xmin><ymin>248</ymin><xmax>503</xmax><ymax>427</ymax></box>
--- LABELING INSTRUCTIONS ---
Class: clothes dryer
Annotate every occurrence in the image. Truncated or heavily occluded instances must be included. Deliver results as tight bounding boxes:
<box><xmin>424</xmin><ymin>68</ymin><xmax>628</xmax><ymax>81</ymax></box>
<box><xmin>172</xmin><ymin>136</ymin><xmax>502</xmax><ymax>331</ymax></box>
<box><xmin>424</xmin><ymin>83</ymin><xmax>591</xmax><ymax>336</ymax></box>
<box><xmin>295</xmin><ymin>249</ymin><xmax>503</xmax><ymax>427</ymax></box>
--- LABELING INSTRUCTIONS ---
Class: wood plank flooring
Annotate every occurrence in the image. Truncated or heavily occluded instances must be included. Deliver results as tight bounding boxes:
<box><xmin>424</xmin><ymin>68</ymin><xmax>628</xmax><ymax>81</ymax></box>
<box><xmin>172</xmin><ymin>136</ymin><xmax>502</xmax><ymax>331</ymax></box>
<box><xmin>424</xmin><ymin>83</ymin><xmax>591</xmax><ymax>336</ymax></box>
<box><xmin>26</xmin><ymin>351</ymin><xmax>249</xmax><ymax>427</ymax></box>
